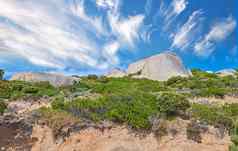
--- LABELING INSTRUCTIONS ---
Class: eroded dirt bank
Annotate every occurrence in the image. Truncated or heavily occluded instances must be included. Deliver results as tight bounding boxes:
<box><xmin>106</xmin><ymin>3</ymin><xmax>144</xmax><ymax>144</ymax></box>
<box><xmin>31</xmin><ymin>119</ymin><xmax>231</xmax><ymax>151</ymax></box>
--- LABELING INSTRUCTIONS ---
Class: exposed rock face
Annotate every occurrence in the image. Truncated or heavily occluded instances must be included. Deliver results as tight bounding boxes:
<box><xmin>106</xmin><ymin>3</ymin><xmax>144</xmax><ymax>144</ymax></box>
<box><xmin>127</xmin><ymin>52</ymin><xmax>191</xmax><ymax>81</ymax></box>
<box><xmin>31</xmin><ymin>118</ymin><xmax>230</xmax><ymax>151</ymax></box>
<box><xmin>106</xmin><ymin>68</ymin><xmax>126</xmax><ymax>78</ymax></box>
<box><xmin>7</xmin><ymin>97</ymin><xmax>51</xmax><ymax>115</ymax></box>
<box><xmin>10</xmin><ymin>72</ymin><xmax>80</xmax><ymax>87</ymax></box>
<box><xmin>216</xmin><ymin>69</ymin><xmax>237</xmax><ymax>77</ymax></box>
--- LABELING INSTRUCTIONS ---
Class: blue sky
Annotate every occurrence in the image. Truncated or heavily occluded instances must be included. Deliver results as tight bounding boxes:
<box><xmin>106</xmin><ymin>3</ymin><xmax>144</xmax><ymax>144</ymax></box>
<box><xmin>0</xmin><ymin>0</ymin><xmax>237</xmax><ymax>78</ymax></box>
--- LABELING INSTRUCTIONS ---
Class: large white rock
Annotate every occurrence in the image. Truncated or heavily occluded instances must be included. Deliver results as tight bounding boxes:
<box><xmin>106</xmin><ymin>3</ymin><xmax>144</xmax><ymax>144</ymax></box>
<box><xmin>10</xmin><ymin>72</ymin><xmax>80</xmax><ymax>87</ymax></box>
<box><xmin>106</xmin><ymin>68</ymin><xmax>126</xmax><ymax>78</ymax></box>
<box><xmin>127</xmin><ymin>52</ymin><xmax>191</xmax><ymax>81</ymax></box>
<box><xmin>216</xmin><ymin>69</ymin><xmax>237</xmax><ymax>77</ymax></box>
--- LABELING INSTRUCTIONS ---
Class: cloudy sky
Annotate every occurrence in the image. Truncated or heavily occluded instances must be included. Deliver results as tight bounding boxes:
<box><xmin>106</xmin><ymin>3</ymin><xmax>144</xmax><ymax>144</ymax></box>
<box><xmin>0</xmin><ymin>0</ymin><xmax>237</xmax><ymax>77</ymax></box>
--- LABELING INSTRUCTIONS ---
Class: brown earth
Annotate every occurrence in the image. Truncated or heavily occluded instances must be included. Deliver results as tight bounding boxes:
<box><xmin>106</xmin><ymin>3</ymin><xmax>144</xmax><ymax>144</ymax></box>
<box><xmin>31</xmin><ymin>118</ymin><xmax>231</xmax><ymax>151</ymax></box>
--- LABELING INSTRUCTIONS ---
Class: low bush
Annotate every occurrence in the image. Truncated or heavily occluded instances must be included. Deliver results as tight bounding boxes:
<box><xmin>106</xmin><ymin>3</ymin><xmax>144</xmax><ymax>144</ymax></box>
<box><xmin>0</xmin><ymin>80</ymin><xmax>59</xmax><ymax>99</ymax></box>
<box><xmin>87</xmin><ymin>74</ymin><xmax>98</xmax><ymax>80</ymax></box>
<box><xmin>23</xmin><ymin>86</ymin><xmax>39</xmax><ymax>94</ymax></box>
<box><xmin>190</xmin><ymin>104</ymin><xmax>234</xmax><ymax>131</ymax></box>
<box><xmin>0</xmin><ymin>101</ymin><xmax>6</xmax><ymax>114</ymax></box>
<box><xmin>37</xmin><ymin>107</ymin><xmax>80</xmax><ymax>138</ymax></box>
<box><xmin>156</xmin><ymin>92</ymin><xmax>190</xmax><ymax>117</ymax></box>
<box><xmin>186</xmin><ymin>121</ymin><xmax>208</xmax><ymax>143</ymax></box>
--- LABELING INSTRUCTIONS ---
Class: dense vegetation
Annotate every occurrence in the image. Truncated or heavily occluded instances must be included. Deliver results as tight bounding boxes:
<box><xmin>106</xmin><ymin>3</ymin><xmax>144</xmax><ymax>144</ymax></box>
<box><xmin>1</xmin><ymin>69</ymin><xmax>238</xmax><ymax>150</ymax></box>
<box><xmin>0</xmin><ymin>70</ymin><xmax>58</xmax><ymax>114</ymax></box>
<box><xmin>0</xmin><ymin>69</ymin><xmax>4</xmax><ymax>80</ymax></box>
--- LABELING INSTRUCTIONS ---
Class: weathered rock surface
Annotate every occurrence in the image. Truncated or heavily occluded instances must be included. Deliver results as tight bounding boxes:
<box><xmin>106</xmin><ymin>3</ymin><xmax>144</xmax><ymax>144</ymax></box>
<box><xmin>216</xmin><ymin>69</ymin><xmax>237</xmax><ymax>77</ymax></box>
<box><xmin>10</xmin><ymin>72</ymin><xmax>80</xmax><ymax>87</ymax></box>
<box><xmin>106</xmin><ymin>68</ymin><xmax>126</xmax><ymax>78</ymax></box>
<box><xmin>7</xmin><ymin>97</ymin><xmax>51</xmax><ymax>115</ymax></box>
<box><xmin>0</xmin><ymin>114</ymin><xmax>37</xmax><ymax>151</ymax></box>
<box><xmin>127</xmin><ymin>52</ymin><xmax>191</xmax><ymax>81</ymax></box>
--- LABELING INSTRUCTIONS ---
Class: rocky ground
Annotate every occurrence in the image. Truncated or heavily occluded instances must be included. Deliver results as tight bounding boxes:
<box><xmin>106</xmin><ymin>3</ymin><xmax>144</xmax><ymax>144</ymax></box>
<box><xmin>0</xmin><ymin>96</ymin><xmax>234</xmax><ymax>151</ymax></box>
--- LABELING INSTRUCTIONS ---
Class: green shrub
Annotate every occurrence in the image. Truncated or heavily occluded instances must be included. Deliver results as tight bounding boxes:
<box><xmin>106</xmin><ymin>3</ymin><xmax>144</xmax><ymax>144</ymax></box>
<box><xmin>156</xmin><ymin>92</ymin><xmax>190</xmax><ymax>117</ymax></box>
<box><xmin>0</xmin><ymin>101</ymin><xmax>6</xmax><ymax>114</ymax></box>
<box><xmin>51</xmin><ymin>95</ymin><xmax>65</xmax><ymax>110</ymax></box>
<box><xmin>104</xmin><ymin>92</ymin><xmax>157</xmax><ymax>129</ymax></box>
<box><xmin>186</xmin><ymin>121</ymin><xmax>206</xmax><ymax>143</ymax></box>
<box><xmin>37</xmin><ymin>107</ymin><xmax>80</xmax><ymax>138</ymax></box>
<box><xmin>166</xmin><ymin>76</ymin><xmax>187</xmax><ymax>86</ymax></box>
<box><xmin>229</xmin><ymin>144</ymin><xmax>238</xmax><ymax>151</ymax></box>
<box><xmin>87</xmin><ymin>74</ymin><xmax>98</xmax><ymax>80</ymax></box>
<box><xmin>22</xmin><ymin>86</ymin><xmax>39</xmax><ymax>94</ymax></box>
<box><xmin>0</xmin><ymin>69</ymin><xmax>4</xmax><ymax>80</ymax></box>
<box><xmin>191</xmin><ymin>104</ymin><xmax>234</xmax><ymax>130</ymax></box>
<box><xmin>231</xmin><ymin>135</ymin><xmax>238</xmax><ymax>146</ymax></box>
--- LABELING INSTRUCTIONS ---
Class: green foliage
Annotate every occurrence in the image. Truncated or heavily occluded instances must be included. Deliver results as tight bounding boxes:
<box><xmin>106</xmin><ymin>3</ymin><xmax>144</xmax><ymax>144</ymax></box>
<box><xmin>83</xmin><ymin>77</ymin><xmax>166</xmax><ymax>95</ymax></box>
<box><xmin>166</xmin><ymin>69</ymin><xmax>238</xmax><ymax>98</ymax></box>
<box><xmin>191</xmin><ymin>69</ymin><xmax>218</xmax><ymax>79</ymax></box>
<box><xmin>231</xmin><ymin>135</ymin><xmax>238</xmax><ymax>146</ymax></box>
<box><xmin>37</xmin><ymin>107</ymin><xmax>80</xmax><ymax>138</ymax></box>
<box><xmin>190</xmin><ymin>103</ymin><xmax>237</xmax><ymax>130</ymax></box>
<box><xmin>230</xmin><ymin>131</ymin><xmax>238</xmax><ymax>151</ymax></box>
<box><xmin>0</xmin><ymin>101</ymin><xmax>7</xmax><ymax>114</ymax></box>
<box><xmin>229</xmin><ymin>144</ymin><xmax>238</xmax><ymax>151</ymax></box>
<box><xmin>2</xmin><ymin>68</ymin><xmax>238</xmax><ymax>134</ymax></box>
<box><xmin>59</xmin><ymin>92</ymin><xmax>158</xmax><ymax>129</ymax></box>
<box><xmin>0</xmin><ymin>80</ymin><xmax>58</xmax><ymax>100</ymax></box>
<box><xmin>0</xmin><ymin>69</ymin><xmax>4</xmax><ymax>80</ymax></box>
<box><xmin>87</xmin><ymin>74</ymin><xmax>98</xmax><ymax>80</ymax></box>
<box><xmin>51</xmin><ymin>95</ymin><xmax>65</xmax><ymax>110</ymax></box>
<box><xmin>156</xmin><ymin>92</ymin><xmax>190</xmax><ymax>117</ymax></box>
<box><xmin>186</xmin><ymin>122</ymin><xmax>204</xmax><ymax>143</ymax></box>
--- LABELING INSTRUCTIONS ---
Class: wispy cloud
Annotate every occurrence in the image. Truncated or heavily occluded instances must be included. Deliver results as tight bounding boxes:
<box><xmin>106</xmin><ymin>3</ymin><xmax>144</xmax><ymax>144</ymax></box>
<box><xmin>108</xmin><ymin>14</ymin><xmax>145</xmax><ymax>48</ymax></box>
<box><xmin>171</xmin><ymin>10</ymin><xmax>204</xmax><ymax>50</ymax></box>
<box><xmin>0</xmin><ymin>0</ymin><xmax>146</xmax><ymax>72</ymax></box>
<box><xmin>145</xmin><ymin>0</ymin><xmax>153</xmax><ymax>16</ymax></box>
<box><xmin>194</xmin><ymin>15</ymin><xmax>237</xmax><ymax>56</ymax></box>
<box><xmin>157</xmin><ymin>0</ymin><xmax>188</xmax><ymax>31</ymax></box>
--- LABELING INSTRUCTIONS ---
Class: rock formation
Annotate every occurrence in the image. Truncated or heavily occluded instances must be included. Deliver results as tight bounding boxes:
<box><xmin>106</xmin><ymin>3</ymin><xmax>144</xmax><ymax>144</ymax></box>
<box><xmin>216</xmin><ymin>69</ymin><xmax>237</xmax><ymax>77</ymax></box>
<box><xmin>127</xmin><ymin>52</ymin><xmax>191</xmax><ymax>81</ymax></box>
<box><xmin>10</xmin><ymin>72</ymin><xmax>80</xmax><ymax>87</ymax></box>
<box><xmin>106</xmin><ymin>68</ymin><xmax>126</xmax><ymax>78</ymax></box>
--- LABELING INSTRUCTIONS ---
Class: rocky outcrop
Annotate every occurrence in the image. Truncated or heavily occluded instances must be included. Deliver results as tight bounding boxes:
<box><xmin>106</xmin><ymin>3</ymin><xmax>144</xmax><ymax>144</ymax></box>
<box><xmin>127</xmin><ymin>52</ymin><xmax>191</xmax><ymax>81</ymax></box>
<box><xmin>106</xmin><ymin>68</ymin><xmax>126</xmax><ymax>78</ymax></box>
<box><xmin>216</xmin><ymin>69</ymin><xmax>237</xmax><ymax>77</ymax></box>
<box><xmin>10</xmin><ymin>72</ymin><xmax>80</xmax><ymax>87</ymax></box>
<box><xmin>7</xmin><ymin>96</ymin><xmax>51</xmax><ymax>115</ymax></box>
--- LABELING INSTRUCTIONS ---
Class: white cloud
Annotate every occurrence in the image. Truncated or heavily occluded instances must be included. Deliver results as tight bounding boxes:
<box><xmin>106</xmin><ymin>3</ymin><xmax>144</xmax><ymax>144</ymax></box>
<box><xmin>0</xmin><ymin>0</ymin><xmax>146</xmax><ymax>72</ymax></box>
<box><xmin>171</xmin><ymin>10</ymin><xmax>204</xmax><ymax>50</ymax></box>
<box><xmin>108</xmin><ymin>14</ymin><xmax>145</xmax><ymax>48</ymax></box>
<box><xmin>194</xmin><ymin>15</ymin><xmax>237</xmax><ymax>56</ymax></box>
<box><xmin>102</xmin><ymin>41</ymin><xmax>120</xmax><ymax>65</ymax></box>
<box><xmin>69</xmin><ymin>0</ymin><xmax>108</xmax><ymax>36</ymax></box>
<box><xmin>0</xmin><ymin>0</ymin><xmax>101</xmax><ymax>69</ymax></box>
<box><xmin>172</xmin><ymin>0</ymin><xmax>188</xmax><ymax>15</ymax></box>
<box><xmin>96</xmin><ymin>0</ymin><xmax>116</xmax><ymax>9</ymax></box>
<box><xmin>158</xmin><ymin>0</ymin><xmax>188</xmax><ymax>31</ymax></box>
<box><xmin>96</xmin><ymin>0</ymin><xmax>120</xmax><ymax>14</ymax></box>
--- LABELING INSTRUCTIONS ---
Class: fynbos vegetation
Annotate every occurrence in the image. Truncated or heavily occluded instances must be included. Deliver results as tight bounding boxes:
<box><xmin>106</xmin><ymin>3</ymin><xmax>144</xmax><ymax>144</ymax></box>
<box><xmin>1</xmin><ymin>69</ymin><xmax>238</xmax><ymax>150</ymax></box>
